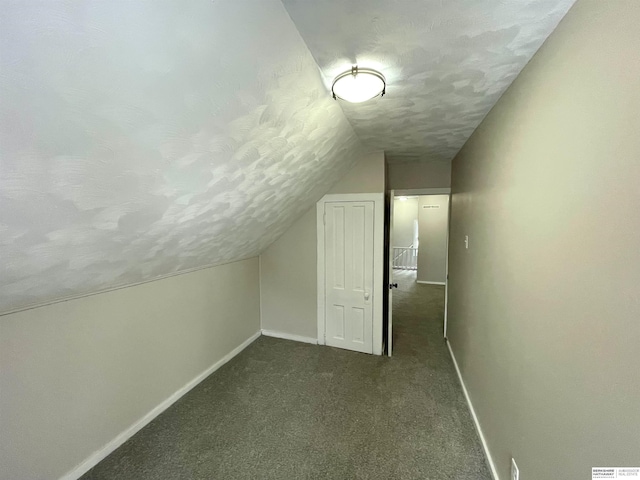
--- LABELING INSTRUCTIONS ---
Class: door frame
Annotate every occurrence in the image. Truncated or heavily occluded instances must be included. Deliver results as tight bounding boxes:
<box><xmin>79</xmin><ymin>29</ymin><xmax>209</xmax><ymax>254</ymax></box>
<box><xmin>387</xmin><ymin>189</ymin><xmax>394</xmax><ymax>357</ymax></box>
<box><xmin>388</xmin><ymin>188</ymin><xmax>451</xmax><ymax>339</ymax></box>
<box><xmin>317</xmin><ymin>193</ymin><xmax>385</xmax><ymax>355</ymax></box>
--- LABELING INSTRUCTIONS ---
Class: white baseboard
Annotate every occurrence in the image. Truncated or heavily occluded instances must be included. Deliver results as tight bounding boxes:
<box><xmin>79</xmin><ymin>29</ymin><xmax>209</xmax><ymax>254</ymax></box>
<box><xmin>446</xmin><ymin>340</ymin><xmax>500</xmax><ymax>480</ymax></box>
<box><xmin>261</xmin><ymin>329</ymin><xmax>318</xmax><ymax>345</ymax></box>
<box><xmin>416</xmin><ymin>280</ymin><xmax>446</xmax><ymax>285</ymax></box>
<box><xmin>60</xmin><ymin>330</ymin><xmax>262</xmax><ymax>480</ymax></box>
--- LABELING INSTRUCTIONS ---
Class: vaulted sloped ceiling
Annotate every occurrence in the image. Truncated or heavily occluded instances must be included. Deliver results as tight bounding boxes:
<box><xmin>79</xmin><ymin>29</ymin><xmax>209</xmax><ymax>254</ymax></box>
<box><xmin>1</xmin><ymin>0</ymin><xmax>576</xmax><ymax>314</ymax></box>
<box><xmin>0</xmin><ymin>0</ymin><xmax>367</xmax><ymax>313</ymax></box>
<box><xmin>282</xmin><ymin>0</ymin><xmax>575</xmax><ymax>163</ymax></box>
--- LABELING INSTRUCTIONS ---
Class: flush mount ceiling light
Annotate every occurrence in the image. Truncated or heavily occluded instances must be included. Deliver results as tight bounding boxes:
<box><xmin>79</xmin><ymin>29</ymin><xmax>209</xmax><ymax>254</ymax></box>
<box><xmin>332</xmin><ymin>66</ymin><xmax>385</xmax><ymax>103</ymax></box>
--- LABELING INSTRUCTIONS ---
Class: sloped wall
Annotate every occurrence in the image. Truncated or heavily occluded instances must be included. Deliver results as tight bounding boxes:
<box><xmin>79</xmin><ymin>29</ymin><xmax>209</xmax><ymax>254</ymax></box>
<box><xmin>0</xmin><ymin>0</ymin><xmax>365</xmax><ymax>314</ymax></box>
<box><xmin>447</xmin><ymin>1</ymin><xmax>640</xmax><ymax>478</ymax></box>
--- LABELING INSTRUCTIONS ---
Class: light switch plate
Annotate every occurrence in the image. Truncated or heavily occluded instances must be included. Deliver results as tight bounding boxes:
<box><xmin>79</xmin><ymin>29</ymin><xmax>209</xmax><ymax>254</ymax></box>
<box><xmin>511</xmin><ymin>458</ymin><xmax>520</xmax><ymax>480</ymax></box>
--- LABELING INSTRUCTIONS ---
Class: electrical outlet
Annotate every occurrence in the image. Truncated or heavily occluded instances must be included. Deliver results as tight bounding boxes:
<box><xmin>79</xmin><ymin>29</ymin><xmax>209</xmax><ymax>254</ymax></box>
<box><xmin>511</xmin><ymin>458</ymin><xmax>520</xmax><ymax>480</ymax></box>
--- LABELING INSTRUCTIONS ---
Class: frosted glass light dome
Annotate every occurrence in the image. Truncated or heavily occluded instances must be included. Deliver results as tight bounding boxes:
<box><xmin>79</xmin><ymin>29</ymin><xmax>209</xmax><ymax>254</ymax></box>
<box><xmin>332</xmin><ymin>66</ymin><xmax>386</xmax><ymax>103</ymax></box>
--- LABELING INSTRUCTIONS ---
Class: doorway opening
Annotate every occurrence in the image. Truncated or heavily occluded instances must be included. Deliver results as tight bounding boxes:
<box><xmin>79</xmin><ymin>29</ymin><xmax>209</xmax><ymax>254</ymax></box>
<box><xmin>386</xmin><ymin>188</ymin><xmax>451</xmax><ymax>356</ymax></box>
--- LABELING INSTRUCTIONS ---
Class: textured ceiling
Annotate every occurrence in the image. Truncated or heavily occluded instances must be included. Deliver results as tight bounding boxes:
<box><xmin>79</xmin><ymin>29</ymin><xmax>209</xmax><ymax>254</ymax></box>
<box><xmin>0</xmin><ymin>0</ymin><xmax>576</xmax><ymax>314</ymax></box>
<box><xmin>282</xmin><ymin>0</ymin><xmax>575</xmax><ymax>163</ymax></box>
<box><xmin>0</xmin><ymin>0</ymin><xmax>367</xmax><ymax>313</ymax></box>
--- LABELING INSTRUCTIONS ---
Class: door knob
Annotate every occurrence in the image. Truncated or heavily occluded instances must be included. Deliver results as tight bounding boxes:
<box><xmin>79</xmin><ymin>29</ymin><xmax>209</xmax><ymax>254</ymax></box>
<box><xmin>389</xmin><ymin>283</ymin><xmax>398</xmax><ymax>289</ymax></box>
<box><xmin>364</xmin><ymin>291</ymin><xmax>370</xmax><ymax>300</ymax></box>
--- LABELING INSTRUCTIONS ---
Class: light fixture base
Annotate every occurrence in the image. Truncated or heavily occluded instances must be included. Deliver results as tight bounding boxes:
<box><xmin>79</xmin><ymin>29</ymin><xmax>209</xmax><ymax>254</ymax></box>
<box><xmin>331</xmin><ymin>66</ymin><xmax>386</xmax><ymax>103</ymax></box>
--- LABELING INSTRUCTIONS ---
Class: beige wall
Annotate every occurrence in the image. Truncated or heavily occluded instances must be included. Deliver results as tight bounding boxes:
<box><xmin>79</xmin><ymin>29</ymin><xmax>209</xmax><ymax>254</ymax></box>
<box><xmin>260</xmin><ymin>151</ymin><xmax>385</xmax><ymax>338</ymax></box>
<box><xmin>387</xmin><ymin>160</ymin><xmax>451</xmax><ymax>190</ymax></box>
<box><xmin>392</xmin><ymin>197</ymin><xmax>419</xmax><ymax>248</ymax></box>
<box><xmin>447</xmin><ymin>1</ymin><xmax>640</xmax><ymax>479</ymax></box>
<box><xmin>417</xmin><ymin>195</ymin><xmax>449</xmax><ymax>284</ymax></box>
<box><xmin>328</xmin><ymin>151</ymin><xmax>386</xmax><ymax>195</ymax></box>
<box><xmin>0</xmin><ymin>258</ymin><xmax>260</xmax><ymax>480</ymax></box>
<box><xmin>260</xmin><ymin>208</ymin><xmax>318</xmax><ymax>338</ymax></box>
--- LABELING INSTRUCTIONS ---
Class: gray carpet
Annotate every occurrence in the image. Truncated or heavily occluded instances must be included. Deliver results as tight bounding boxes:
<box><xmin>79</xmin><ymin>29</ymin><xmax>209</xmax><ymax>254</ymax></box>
<box><xmin>81</xmin><ymin>270</ymin><xmax>491</xmax><ymax>479</ymax></box>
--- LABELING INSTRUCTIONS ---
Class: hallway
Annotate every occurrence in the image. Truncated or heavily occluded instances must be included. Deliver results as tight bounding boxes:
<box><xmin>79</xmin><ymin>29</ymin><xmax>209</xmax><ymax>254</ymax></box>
<box><xmin>391</xmin><ymin>269</ymin><xmax>448</xmax><ymax>358</ymax></box>
<box><xmin>82</xmin><ymin>273</ymin><xmax>490</xmax><ymax>480</ymax></box>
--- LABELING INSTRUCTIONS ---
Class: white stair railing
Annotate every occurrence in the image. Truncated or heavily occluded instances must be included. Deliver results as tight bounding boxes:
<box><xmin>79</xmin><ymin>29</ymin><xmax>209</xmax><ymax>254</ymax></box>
<box><xmin>392</xmin><ymin>247</ymin><xmax>418</xmax><ymax>270</ymax></box>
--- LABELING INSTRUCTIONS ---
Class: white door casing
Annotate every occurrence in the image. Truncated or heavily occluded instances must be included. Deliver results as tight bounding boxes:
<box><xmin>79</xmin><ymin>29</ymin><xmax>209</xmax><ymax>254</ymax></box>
<box><xmin>443</xmin><ymin>193</ymin><xmax>451</xmax><ymax>339</ymax></box>
<box><xmin>388</xmin><ymin>189</ymin><xmax>394</xmax><ymax>357</ymax></box>
<box><xmin>317</xmin><ymin>193</ymin><xmax>384</xmax><ymax>355</ymax></box>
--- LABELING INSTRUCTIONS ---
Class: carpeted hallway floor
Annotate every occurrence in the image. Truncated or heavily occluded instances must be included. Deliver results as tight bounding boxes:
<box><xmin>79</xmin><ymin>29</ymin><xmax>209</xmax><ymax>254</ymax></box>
<box><xmin>82</xmin><ymin>270</ymin><xmax>491</xmax><ymax>479</ymax></box>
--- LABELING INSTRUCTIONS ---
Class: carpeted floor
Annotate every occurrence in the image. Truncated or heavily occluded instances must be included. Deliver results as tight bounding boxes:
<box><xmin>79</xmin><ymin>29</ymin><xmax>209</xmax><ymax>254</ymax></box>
<box><xmin>81</xmin><ymin>270</ymin><xmax>491</xmax><ymax>479</ymax></box>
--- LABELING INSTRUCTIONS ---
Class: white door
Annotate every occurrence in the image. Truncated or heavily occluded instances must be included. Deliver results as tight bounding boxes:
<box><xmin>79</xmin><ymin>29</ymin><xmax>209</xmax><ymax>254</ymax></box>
<box><xmin>324</xmin><ymin>201</ymin><xmax>374</xmax><ymax>354</ymax></box>
<box><xmin>387</xmin><ymin>190</ymin><xmax>394</xmax><ymax>356</ymax></box>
